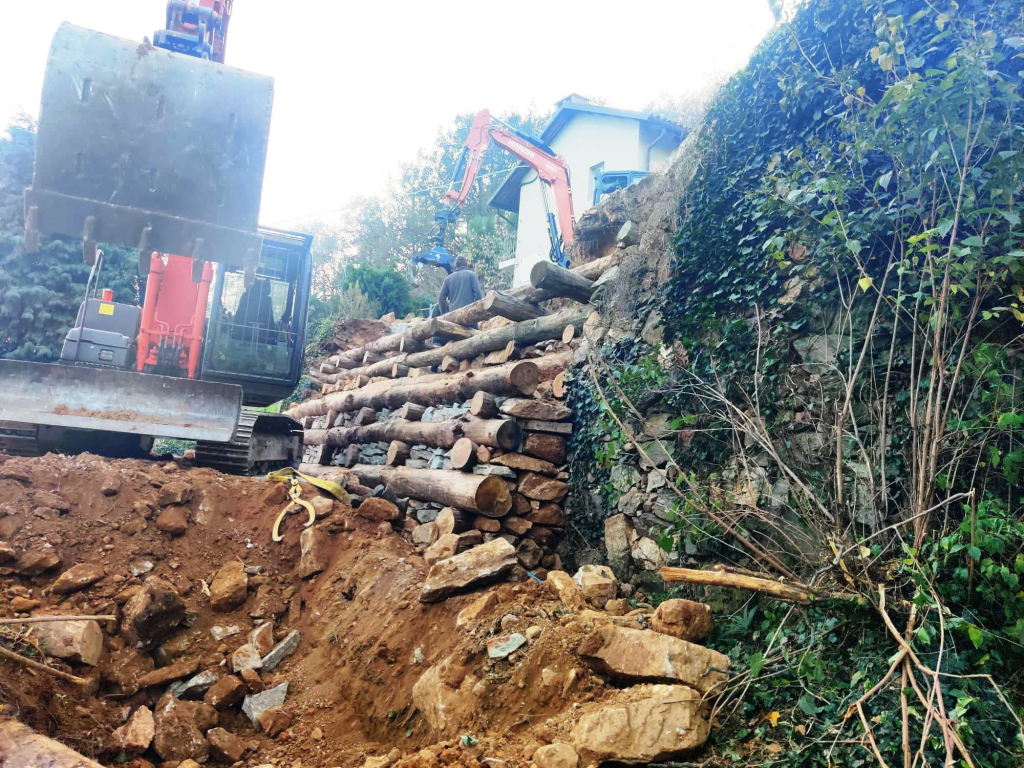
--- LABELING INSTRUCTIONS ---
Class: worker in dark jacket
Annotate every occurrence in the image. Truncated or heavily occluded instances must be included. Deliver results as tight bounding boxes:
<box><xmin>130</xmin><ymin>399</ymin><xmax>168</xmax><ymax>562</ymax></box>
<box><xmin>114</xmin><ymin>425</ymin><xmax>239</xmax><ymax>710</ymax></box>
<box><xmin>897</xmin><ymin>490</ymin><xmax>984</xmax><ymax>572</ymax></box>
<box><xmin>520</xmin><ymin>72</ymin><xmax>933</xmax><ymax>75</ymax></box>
<box><xmin>438</xmin><ymin>256</ymin><xmax>482</xmax><ymax>313</ymax></box>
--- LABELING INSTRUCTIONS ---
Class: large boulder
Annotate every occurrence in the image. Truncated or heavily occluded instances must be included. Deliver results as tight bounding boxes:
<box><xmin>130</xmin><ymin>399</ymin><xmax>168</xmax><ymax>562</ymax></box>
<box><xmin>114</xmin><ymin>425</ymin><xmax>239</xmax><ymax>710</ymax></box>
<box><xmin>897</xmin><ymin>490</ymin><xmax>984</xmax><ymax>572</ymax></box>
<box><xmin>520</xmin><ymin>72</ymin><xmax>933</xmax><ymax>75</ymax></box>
<box><xmin>570</xmin><ymin>684</ymin><xmax>709</xmax><ymax>763</ymax></box>
<box><xmin>546</xmin><ymin>570</ymin><xmax>588</xmax><ymax>611</ymax></box>
<box><xmin>603</xmin><ymin>515</ymin><xmax>637</xmax><ymax>577</ymax></box>
<box><xmin>122</xmin><ymin>577</ymin><xmax>185</xmax><ymax>648</ymax></box>
<box><xmin>205</xmin><ymin>675</ymin><xmax>247</xmax><ymax>710</ymax></box>
<box><xmin>297</xmin><ymin>526</ymin><xmax>330</xmax><ymax>579</ymax></box>
<box><xmin>15</xmin><ymin>550</ymin><xmax>62</xmax><ymax>576</ymax></box>
<box><xmin>209</xmin><ymin>561</ymin><xmax>248</xmax><ymax>612</ymax></box>
<box><xmin>48</xmin><ymin>563</ymin><xmax>105</xmax><ymax>595</ymax></box>
<box><xmin>412</xmin><ymin>655</ymin><xmax>479</xmax><ymax>733</ymax></box>
<box><xmin>650</xmin><ymin>599</ymin><xmax>714</xmax><ymax>643</ymax></box>
<box><xmin>356</xmin><ymin>497</ymin><xmax>400</xmax><ymax>522</ymax></box>
<box><xmin>534</xmin><ymin>743</ymin><xmax>579</xmax><ymax>768</ymax></box>
<box><xmin>419</xmin><ymin>539</ymin><xmax>517</xmax><ymax>603</ymax></box>
<box><xmin>33</xmin><ymin>619</ymin><xmax>103</xmax><ymax>665</ymax></box>
<box><xmin>207</xmin><ymin>727</ymin><xmax>246</xmax><ymax>763</ymax></box>
<box><xmin>578</xmin><ymin>625</ymin><xmax>730</xmax><ymax>695</ymax></box>
<box><xmin>109</xmin><ymin>706</ymin><xmax>154</xmax><ymax>755</ymax></box>
<box><xmin>573</xmin><ymin>564</ymin><xmax>618</xmax><ymax>609</ymax></box>
<box><xmin>152</xmin><ymin>694</ymin><xmax>213</xmax><ymax>762</ymax></box>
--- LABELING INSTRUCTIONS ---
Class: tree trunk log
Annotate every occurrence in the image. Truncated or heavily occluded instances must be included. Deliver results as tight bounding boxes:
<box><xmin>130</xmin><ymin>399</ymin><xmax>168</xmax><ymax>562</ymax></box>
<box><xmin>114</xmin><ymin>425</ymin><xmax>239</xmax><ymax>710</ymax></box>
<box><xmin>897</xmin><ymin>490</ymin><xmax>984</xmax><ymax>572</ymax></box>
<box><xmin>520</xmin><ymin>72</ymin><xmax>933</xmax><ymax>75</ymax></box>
<box><xmin>483</xmin><ymin>291</ymin><xmax>548</xmax><ymax>321</ymax></box>
<box><xmin>440</xmin><ymin>355</ymin><xmax>459</xmax><ymax>373</ymax></box>
<box><xmin>349</xmin><ymin>465</ymin><xmax>512</xmax><ymax>516</ymax></box>
<box><xmin>304</xmin><ymin>415</ymin><xmax>517</xmax><ymax>452</ymax></box>
<box><xmin>426</xmin><ymin>317</ymin><xmax>477</xmax><ymax>340</ymax></box>
<box><xmin>386</xmin><ymin>440</ymin><xmax>411</xmax><ymax>466</ymax></box>
<box><xmin>450</xmin><ymin>438</ymin><xmax>477</xmax><ymax>470</ymax></box>
<box><xmin>290</xmin><ymin>358</ymin><xmax>543</xmax><ymax>418</ymax></box>
<box><xmin>0</xmin><ymin>720</ymin><xmax>105</xmax><ymax>768</ymax></box>
<box><xmin>660</xmin><ymin>566</ymin><xmax>813</xmax><ymax>603</ymax></box>
<box><xmin>342</xmin><ymin>444</ymin><xmax>361</xmax><ymax>468</ymax></box>
<box><xmin>403</xmin><ymin>306</ymin><xmax>591</xmax><ymax>371</ymax></box>
<box><xmin>552</xmin><ymin>371</ymin><xmax>567</xmax><ymax>398</ymax></box>
<box><xmin>436</xmin><ymin>506</ymin><xmax>473</xmax><ymax>535</ymax></box>
<box><xmin>470</xmin><ymin>391</ymin><xmax>498</xmax><ymax>418</ymax></box>
<box><xmin>396</xmin><ymin>402</ymin><xmax>427</xmax><ymax>421</ymax></box>
<box><xmin>352</xmin><ymin>407</ymin><xmax>377</xmax><ymax>426</ymax></box>
<box><xmin>529</xmin><ymin>261</ymin><xmax>595</xmax><ymax>303</ymax></box>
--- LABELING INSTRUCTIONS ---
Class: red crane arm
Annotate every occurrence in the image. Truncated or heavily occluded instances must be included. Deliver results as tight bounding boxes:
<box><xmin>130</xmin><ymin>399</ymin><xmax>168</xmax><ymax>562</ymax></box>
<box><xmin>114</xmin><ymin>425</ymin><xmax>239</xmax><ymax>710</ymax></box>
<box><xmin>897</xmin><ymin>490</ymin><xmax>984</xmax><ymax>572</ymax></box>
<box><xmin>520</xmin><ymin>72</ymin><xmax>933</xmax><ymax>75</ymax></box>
<box><xmin>444</xmin><ymin>110</ymin><xmax>576</xmax><ymax>245</ymax></box>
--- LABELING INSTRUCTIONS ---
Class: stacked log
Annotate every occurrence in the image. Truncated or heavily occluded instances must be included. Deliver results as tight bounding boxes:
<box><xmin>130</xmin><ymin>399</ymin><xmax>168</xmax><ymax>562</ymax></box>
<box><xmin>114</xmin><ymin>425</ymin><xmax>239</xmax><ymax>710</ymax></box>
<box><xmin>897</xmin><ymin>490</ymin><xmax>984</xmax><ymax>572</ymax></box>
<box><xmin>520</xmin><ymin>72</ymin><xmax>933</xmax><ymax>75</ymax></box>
<box><xmin>291</xmin><ymin>254</ymin><xmax>607</xmax><ymax>582</ymax></box>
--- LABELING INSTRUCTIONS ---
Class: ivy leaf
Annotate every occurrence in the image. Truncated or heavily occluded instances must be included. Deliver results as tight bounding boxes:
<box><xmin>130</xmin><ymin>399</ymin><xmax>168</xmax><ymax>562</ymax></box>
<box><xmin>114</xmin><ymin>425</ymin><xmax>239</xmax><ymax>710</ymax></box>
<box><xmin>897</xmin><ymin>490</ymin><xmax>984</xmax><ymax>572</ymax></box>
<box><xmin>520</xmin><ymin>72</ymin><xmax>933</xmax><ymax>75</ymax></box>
<box><xmin>1006</xmin><ymin>37</ymin><xmax>1024</xmax><ymax>50</ymax></box>
<box><xmin>968</xmin><ymin>625</ymin><xmax>984</xmax><ymax>649</ymax></box>
<box><xmin>877</xmin><ymin>171</ymin><xmax>892</xmax><ymax>190</ymax></box>
<box><xmin>749</xmin><ymin>652</ymin><xmax>766</xmax><ymax>677</ymax></box>
<box><xmin>846</xmin><ymin>240</ymin><xmax>862</xmax><ymax>256</ymax></box>
<box><xmin>797</xmin><ymin>693</ymin><xmax>823</xmax><ymax>716</ymax></box>
<box><xmin>937</xmin><ymin>218</ymin><xmax>955</xmax><ymax>238</ymax></box>
<box><xmin>968</xmin><ymin>545</ymin><xmax>982</xmax><ymax>562</ymax></box>
<box><xmin>766</xmin><ymin>710</ymin><xmax>781</xmax><ymax>727</ymax></box>
<box><xmin>1000</xmin><ymin>210</ymin><xmax>1021</xmax><ymax>227</ymax></box>
<box><xmin>858</xmin><ymin>276</ymin><xmax>873</xmax><ymax>292</ymax></box>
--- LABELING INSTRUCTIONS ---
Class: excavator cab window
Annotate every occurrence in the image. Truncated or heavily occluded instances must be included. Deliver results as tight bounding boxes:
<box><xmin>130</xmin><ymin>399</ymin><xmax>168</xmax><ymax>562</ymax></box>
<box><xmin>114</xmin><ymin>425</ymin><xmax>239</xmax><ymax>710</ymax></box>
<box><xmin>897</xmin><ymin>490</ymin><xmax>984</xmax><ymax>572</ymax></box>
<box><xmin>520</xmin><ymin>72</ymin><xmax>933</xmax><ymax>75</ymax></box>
<box><xmin>198</xmin><ymin>228</ymin><xmax>312</xmax><ymax>406</ymax></box>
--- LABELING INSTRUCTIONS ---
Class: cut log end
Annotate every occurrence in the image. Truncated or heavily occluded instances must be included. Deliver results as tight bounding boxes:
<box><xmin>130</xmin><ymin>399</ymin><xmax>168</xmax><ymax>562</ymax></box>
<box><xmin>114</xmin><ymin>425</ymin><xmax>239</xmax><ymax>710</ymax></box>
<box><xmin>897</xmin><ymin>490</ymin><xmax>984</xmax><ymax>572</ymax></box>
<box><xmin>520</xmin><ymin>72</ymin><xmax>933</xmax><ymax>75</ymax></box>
<box><xmin>470</xmin><ymin>391</ymin><xmax>498</xmax><ymax>418</ymax></box>
<box><xmin>561</xmin><ymin>325</ymin><xmax>576</xmax><ymax>344</ymax></box>
<box><xmin>474</xmin><ymin>476</ymin><xmax>512</xmax><ymax>517</ymax></box>
<box><xmin>495</xmin><ymin>419</ymin><xmax>523</xmax><ymax>452</ymax></box>
<box><xmin>552</xmin><ymin>371</ymin><xmax>567</xmax><ymax>399</ymax></box>
<box><xmin>509</xmin><ymin>361</ymin><xmax>540</xmax><ymax>395</ymax></box>
<box><xmin>386</xmin><ymin>440</ymin><xmax>411</xmax><ymax>466</ymax></box>
<box><xmin>450</xmin><ymin>438</ymin><xmax>478</xmax><ymax>470</ymax></box>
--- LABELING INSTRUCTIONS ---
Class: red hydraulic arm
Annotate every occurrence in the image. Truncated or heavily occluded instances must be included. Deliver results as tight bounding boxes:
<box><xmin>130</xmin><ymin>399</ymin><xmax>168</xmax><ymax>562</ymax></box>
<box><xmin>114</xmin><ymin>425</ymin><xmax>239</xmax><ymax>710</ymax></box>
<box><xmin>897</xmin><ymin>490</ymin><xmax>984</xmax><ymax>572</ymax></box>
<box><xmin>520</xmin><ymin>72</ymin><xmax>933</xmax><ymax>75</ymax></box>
<box><xmin>447</xmin><ymin>109</ymin><xmax>576</xmax><ymax>249</ymax></box>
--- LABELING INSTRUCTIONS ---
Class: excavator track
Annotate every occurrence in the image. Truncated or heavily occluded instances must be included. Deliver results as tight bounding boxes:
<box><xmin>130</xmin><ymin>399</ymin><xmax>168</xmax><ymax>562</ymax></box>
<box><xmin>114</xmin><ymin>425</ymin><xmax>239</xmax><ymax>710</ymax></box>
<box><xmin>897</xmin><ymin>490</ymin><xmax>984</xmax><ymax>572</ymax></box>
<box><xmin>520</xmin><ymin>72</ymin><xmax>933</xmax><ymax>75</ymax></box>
<box><xmin>193</xmin><ymin>409</ymin><xmax>302</xmax><ymax>476</ymax></box>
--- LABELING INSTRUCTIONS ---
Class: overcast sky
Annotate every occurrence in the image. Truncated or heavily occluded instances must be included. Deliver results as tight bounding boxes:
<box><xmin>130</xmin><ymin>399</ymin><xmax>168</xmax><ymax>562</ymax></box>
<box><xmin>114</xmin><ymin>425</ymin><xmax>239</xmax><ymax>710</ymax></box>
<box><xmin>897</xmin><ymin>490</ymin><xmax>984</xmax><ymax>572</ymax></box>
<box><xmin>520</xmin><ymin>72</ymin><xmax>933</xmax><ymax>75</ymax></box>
<box><xmin>1</xmin><ymin>1</ymin><xmax>773</xmax><ymax>227</ymax></box>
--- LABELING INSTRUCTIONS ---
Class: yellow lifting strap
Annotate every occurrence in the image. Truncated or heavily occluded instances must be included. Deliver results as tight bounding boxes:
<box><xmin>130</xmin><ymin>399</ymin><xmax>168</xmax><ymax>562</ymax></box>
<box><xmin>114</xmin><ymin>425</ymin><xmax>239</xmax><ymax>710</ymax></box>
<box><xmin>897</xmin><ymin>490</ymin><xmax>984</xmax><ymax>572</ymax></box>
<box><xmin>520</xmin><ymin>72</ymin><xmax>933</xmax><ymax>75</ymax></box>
<box><xmin>265</xmin><ymin>467</ymin><xmax>351</xmax><ymax>543</ymax></box>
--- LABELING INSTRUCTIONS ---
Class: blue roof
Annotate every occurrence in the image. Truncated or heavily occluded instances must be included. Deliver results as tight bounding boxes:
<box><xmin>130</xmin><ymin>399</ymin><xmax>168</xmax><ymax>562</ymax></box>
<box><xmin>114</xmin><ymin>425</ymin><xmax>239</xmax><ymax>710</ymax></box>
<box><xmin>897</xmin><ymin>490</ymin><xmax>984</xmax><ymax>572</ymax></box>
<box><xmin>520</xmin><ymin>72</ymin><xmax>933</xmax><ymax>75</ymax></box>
<box><xmin>488</xmin><ymin>98</ymin><xmax>685</xmax><ymax>213</ymax></box>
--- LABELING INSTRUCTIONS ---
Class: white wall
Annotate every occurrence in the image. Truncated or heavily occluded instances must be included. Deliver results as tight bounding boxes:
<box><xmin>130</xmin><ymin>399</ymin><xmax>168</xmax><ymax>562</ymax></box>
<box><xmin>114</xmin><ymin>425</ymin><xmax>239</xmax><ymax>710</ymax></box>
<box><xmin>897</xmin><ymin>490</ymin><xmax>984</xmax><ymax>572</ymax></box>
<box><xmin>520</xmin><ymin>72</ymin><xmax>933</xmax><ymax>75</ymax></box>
<box><xmin>510</xmin><ymin>114</ymin><xmax>640</xmax><ymax>288</ymax></box>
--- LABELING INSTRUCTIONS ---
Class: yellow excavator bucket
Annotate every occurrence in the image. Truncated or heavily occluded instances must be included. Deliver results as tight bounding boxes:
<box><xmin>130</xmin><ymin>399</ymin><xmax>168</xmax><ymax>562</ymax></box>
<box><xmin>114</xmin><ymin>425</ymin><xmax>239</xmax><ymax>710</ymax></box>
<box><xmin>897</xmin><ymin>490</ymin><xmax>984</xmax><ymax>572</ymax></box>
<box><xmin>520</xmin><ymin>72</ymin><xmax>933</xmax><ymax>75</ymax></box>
<box><xmin>23</xmin><ymin>23</ymin><xmax>274</xmax><ymax>273</ymax></box>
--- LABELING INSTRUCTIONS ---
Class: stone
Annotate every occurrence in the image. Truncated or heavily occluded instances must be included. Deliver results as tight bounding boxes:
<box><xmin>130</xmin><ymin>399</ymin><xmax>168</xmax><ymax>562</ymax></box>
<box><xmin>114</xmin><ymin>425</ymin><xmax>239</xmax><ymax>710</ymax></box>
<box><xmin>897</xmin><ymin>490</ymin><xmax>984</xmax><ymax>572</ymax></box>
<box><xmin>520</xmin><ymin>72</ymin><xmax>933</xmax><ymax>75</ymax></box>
<box><xmin>210</xmin><ymin>624</ymin><xmax>245</xmax><ymax>642</ymax></box>
<box><xmin>486</xmin><ymin>633</ymin><xmax>526</xmax><ymax>659</ymax></box>
<box><xmin>616</xmin><ymin>220</ymin><xmax>639</xmax><ymax>247</ymax></box>
<box><xmin>357</xmin><ymin>497</ymin><xmax>401</xmax><ymax>522</ymax></box>
<box><xmin>110</xmin><ymin>706</ymin><xmax>154</xmax><ymax>755</ymax></box>
<box><xmin>473</xmin><ymin>515</ymin><xmax>501</xmax><ymax>533</ymax></box>
<box><xmin>503</xmin><ymin>516</ymin><xmax>533</xmax><ymax>536</ymax></box>
<box><xmin>412</xmin><ymin>522</ymin><xmax>439</xmax><ymax>548</ymax></box>
<box><xmin>424</xmin><ymin>533</ymin><xmax>460</xmax><ymax>566</ymax></box>
<box><xmin>209</xmin><ymin>561</ymin><xmax>248</xmax><ymax>612</ymax></box>
<box><xmin>242</xmin><ymin>682</ymin><xmax>288</xmax><ymax>727</ymax></box>
<box><xmin>261</xmin><ymin>629</ymin><xmax>300</xmax><ymax>671</ymax></box>
<box><xmin>412</xmin><ymin>655</ymin><xmax>480</xmax><ymax>731</ymax></box>
<box><xmin>135</xmin><ymin>658</ymin><xmax>200</xmax><ymax>688</ymax></box>
<box><xmin>155</xmin><ymin>507</ymin><xmax>188</xmax><ymax>536</ymax></box>
<box><xmin>0</xmin><ymin>540</ymin><xmax>17</xmax><ymax>565</ymax></box>
<box><xmin>121</xmin><ymin>576</ymin><xmax>185</xmax><ymax>649</ymax></box>
<box><xmin>605</xmin><ymin>598</ymin><xmax>629</xmax><ymax>616</ymax></box>
<box><xmin>522</xmin><ymin>433</ymin><xmax>566</xmax><ymax>465</ymax></box>
<box><xmin>157</xmin><ymin>481</ymin><xmax>192</xmax><ymax>506</ymax></box>
<box><xmin>32</xmin><ymin>490</ymin><xmax>70</xmax><ymax>513</ymax></box>
<box><xmin>257</xmin><ymin>706</ymin><xmax>292</xmax><ymax>737</ymax></box>
<box><xmin>297</xmin><ymin>526</ymin><xmax>331</xmax><ymax>579</ymax></box>
<box><xmin>168</xmin><ymin>669</ymin><xmax>220</xmax><ymax>700</ymax></box>
<box><xmin>251</xmin><ymin>622</ymin><xmax>275</xmax><ymax>656</ymax></box>
<box><xmin>457</xmin><ymin>529</ymin><xmax>484</xmax><ymax>551</ymax></box>
<box><xmin>793</xmin><ymin>333</ymin><xmax>842</xmax><ymax>369</ymax></box>
<box><xmin>14</xmin><ymin>549</ymin><xmax>62</xmax><ymax>576</ymax></box>
<box><xmin>153</xmin><ymin>694</ymin><xmax>210</xmax><ymax>762</ymax></box>
<box><xmin>517</xmin><ymin>472</ymin><xmax>569</xmax><ymax>502</ymax></box>
<box><xmin>515</xmin><ymin>539</ymin><xmax>543</xmax><ymax>570</ymax></box>
<box><xmin>574</xmin><ymin>564</ymin><xmax>618</xmax><ymax>609</ymax></box>
<box><xmin>207</xmin><ymin>727</ymin><xmax>247</xmax><ymax>762</ymax></box>
<box><xmin>638</xmin><ymin>441</ymin><xmax>672</xmax><ymax>469</ymax></box>
<box><xmin>609</xmin><ymin>465</ymin><xmax>641</xmax><ymax>493</ymax></box>
<box><xmin>240</xmin><ymin>667</ymin><xmax>264</xmax><ymax>692</ymax></box>
<box><xmin>420</xmin><ymin>539</ymin><xmax>518</xmax><ymax>603</ymax></box>
<box><xmin>48</xmin><ymin>562</ymin><xmax>105</xmax><ymax>594</ymax></box>
<box><xmin>604</xmin><ymin>515</ymin><xmax>637</xmax><ymax>576</ymax></box>
<box><xmin>546</xmin><ymin>570</ymin><xmax>588</xmax><ymax>611</ymax></box>
<box><xmin>534</xmin><ymin>742</ymin><xmax>579</xmax><ymax>768</ymax></box>
<box><xmin>248</xmin><ymin>585</ymin><xmax>287</xmax><ymax>619</ymax></box>
<box><xmin>526</xmin><ymin>503</ymin><xmax>565</xmax><ymax>526</ymax></box>
<box><xmin>646</xmin><ymin>469</ymin><xmax>668</xmax><ymax>492</ymax></box>
<box><xmin>230</xmin><ymin>643</ymin><xmax>263</xmax><ymax>673</ymax></box>
<box><xmin>578</xmin><ymin>625</ymin><xmax>730</xmax><ymax>695</ymax></box>
<box><xmin>310</xmin><ymin>495</ymin><xmax>335</xmax><ymax>519</ymax></box>
<box><xmin>498</xmin><ymin>399</ymin><xmax>571</xmax><ymax>421</ymax></box>
<box><xmin>456</xmin><ymin>592</ymin><xmax>498</xmax><ymax>628</ymax></box>
<box><xmin>490</xmin><ymin>453</ymin><xmax>560</xmax><ymax>477</ymax></box>
<box><xmin>640</xmin><ymin>309</ymin><xmax>664</xmax><ymax>346</ymax></box>
<box><xmin>32</xmin><ymin>619</ymin><xmax>103</xmax><ymax>665</ymax></box>
<box><xmin>101</xmin><ymin>648</ymin><xmax>155</xmax><ymax>693</ymax></box>
<box><xmin>570</xmin><ymin>684</ymin><xmax>709</xmax><ymax>763</ymax></box>
<box><xmin>650</xmin><ymin>599</ymin><xmax>714</xmax><ymax>643</ymax></box>
<box><xmin>10</xmin><ymin>596</ymin><xmax>40</xmax><ymax>612</ymax></box>
<box><xmin>630</xmin><ymin>536</ymin><xmax>669</xmax><ymax>571</ymax></box>
<box><xmin>205</xmin><ymin>674</ymin><xmax>247</xmax><ymax>710</ymax></box>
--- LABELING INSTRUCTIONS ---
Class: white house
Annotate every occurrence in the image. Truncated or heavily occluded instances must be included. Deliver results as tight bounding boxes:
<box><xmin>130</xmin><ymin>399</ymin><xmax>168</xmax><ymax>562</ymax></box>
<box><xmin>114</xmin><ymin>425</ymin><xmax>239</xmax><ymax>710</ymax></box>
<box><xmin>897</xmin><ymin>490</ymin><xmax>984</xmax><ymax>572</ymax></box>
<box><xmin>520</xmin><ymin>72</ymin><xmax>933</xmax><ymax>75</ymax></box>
<box><xmin>489</xmin><ymin>95</ymin><xmax>685</xmax><ymax>287</ymax></box>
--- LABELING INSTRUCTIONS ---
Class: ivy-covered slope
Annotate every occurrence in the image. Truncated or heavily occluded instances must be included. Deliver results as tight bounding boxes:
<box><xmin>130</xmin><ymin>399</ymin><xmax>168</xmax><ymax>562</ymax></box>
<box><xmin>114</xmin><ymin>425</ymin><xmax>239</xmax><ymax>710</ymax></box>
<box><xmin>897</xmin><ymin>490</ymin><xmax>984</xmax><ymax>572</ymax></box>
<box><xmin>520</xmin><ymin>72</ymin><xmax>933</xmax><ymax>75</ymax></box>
<box><xmin>567</xmin><ymin>0</ymin><xmax>1024</xmax><ymax>764</ymax></box>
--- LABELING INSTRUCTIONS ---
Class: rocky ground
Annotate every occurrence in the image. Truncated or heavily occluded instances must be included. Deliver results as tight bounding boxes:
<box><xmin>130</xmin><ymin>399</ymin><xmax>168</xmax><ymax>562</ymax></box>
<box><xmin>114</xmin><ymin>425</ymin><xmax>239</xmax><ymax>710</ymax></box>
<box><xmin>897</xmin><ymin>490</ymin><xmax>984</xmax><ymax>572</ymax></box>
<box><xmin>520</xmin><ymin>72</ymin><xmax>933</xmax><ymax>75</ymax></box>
<box><xmin>0</xmin><ymin>451</ymin><xmax>725</xmax><ymax>767</ymax></box>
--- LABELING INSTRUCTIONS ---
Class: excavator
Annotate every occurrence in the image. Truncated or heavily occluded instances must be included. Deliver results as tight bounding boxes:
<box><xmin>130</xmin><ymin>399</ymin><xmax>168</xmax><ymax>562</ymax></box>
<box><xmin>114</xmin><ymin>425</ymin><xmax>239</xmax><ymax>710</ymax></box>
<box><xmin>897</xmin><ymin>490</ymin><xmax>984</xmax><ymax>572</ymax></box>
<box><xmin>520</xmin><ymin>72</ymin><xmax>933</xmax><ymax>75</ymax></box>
<box><xmin>0</xmin><ymin>1</ymin><xmax>313</xmax><ymax>474</ymax></box>
<box><xmin>411</xmin><ymin>109</ymin><xmax>576</xmax><ymax>278</ymax></box>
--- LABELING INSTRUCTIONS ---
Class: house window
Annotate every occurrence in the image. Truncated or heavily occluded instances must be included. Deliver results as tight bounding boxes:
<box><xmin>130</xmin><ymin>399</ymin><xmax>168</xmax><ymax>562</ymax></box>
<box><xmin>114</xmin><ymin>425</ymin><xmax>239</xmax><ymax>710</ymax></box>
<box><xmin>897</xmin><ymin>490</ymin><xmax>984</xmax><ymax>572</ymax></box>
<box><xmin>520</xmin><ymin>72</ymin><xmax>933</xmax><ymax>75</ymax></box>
<box><xmin>593</xmin><ymin>170</ymin><xmax>649</xmax><ymax>205</ymax></box>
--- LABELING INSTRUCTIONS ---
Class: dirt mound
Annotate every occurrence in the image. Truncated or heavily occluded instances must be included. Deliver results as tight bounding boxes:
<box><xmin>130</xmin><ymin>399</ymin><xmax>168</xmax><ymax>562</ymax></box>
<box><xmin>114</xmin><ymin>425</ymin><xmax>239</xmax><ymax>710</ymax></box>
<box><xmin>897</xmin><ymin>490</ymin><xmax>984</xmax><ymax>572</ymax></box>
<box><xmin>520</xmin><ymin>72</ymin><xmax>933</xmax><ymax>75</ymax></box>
<box><xmin>0</xmin><ymin>452</ymin><xmax>717</xmax><ymax>766</ymax></box>
<box><xmin>327</xmin><ymin>318</ymin><xmax>391</xmax><ymax>355</ymax></box>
